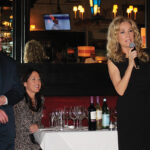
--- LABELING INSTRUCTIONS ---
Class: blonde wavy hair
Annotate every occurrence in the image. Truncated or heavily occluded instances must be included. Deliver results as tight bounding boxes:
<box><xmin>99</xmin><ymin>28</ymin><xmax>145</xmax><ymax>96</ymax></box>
<box><xmin>24</xmin><ymin>40</ymin><xmax>48</xmax><ymax>63</ymax></box>
<box><xmin>106</xmin><ymin>16</ymin><xmax>149</xmax><ymax>62</ymax></box>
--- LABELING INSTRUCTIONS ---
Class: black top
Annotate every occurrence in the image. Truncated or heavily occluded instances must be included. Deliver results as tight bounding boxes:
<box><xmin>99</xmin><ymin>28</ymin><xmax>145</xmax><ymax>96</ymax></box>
<box><xmin>113</xmin><ymin>58</ymin><xmax>150</xmax><ymax>97</ymax></box>
<box><xmin>112</xmin><ymin>58</ymin><xmax>150</xmax><ymax>130</ymax></box>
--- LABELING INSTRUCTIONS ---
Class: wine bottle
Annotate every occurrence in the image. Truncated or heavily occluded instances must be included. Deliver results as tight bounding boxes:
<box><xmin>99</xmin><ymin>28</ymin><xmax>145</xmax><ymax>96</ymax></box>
<box><xmin>88</xmin><ymin>96</ymin><xmax>96</xmax><ymax>131</ymax></box>
<box><xmin>95</xmin><ymin>96</ymin><xmax>102</xmax><ymax>130</ymax></box>
<box><xmin>102</xmin><ymin>98</ymin><xmax>110</xmax><ymax>129</ymax></box>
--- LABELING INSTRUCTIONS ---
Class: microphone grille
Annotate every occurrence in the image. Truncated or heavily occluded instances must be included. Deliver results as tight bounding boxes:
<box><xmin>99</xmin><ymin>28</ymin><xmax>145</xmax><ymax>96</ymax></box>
<box><xmin>129</xmin><ymin>42</ymin><xmax>135</xmax><ymax>48</ymax></box>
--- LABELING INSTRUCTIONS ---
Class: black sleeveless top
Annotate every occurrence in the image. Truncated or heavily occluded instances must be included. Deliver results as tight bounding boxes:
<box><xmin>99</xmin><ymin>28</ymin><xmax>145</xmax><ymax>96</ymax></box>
<box><xmin>112</xmin><ymin>58</ymin><xmax>150</xmax><ymax>97</ymax></box>
<box><xmin>112</xmin><ymin>58</ymin><xmax>150</xmax><ymax>131</ymax></box>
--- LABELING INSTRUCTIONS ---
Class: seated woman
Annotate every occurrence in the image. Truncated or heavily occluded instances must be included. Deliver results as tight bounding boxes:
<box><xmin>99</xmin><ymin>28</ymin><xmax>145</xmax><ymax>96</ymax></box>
<box><xmin>24</xmin><ymin>39</ymin><xmax>49</xmax><ymax>63</ymax></box>
<box><xmin>14</xmin><ymin>68</ymin><xmax>44</xmax><ymax>150</ymax></box>
<box><xmin>84</xmin><ymin>53</ymin><xmax>97</xmax><ymax>64</ymax></box>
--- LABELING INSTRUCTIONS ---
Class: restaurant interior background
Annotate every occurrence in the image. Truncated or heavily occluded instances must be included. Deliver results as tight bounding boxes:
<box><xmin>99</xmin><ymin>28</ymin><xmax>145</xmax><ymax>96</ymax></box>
<box><xmin>0</xmin><ymin>0</ymin><xmax>148</xmax><ymax>64</ymax></box>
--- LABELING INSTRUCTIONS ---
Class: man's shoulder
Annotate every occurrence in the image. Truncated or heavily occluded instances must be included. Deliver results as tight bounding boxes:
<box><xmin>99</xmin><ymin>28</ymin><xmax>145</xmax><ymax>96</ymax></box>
<box><xmin>0</xmin><ymin>52</ymin><xmax>16</xmax><ymax>65</ymax></box>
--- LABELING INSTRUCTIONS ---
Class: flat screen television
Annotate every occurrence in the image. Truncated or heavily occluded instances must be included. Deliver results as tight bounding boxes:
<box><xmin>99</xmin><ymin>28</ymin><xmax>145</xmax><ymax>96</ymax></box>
<box><xmin>44</xmin><ymin>14</ymin><xmax>71</xmax><ymax>30</ymax></box>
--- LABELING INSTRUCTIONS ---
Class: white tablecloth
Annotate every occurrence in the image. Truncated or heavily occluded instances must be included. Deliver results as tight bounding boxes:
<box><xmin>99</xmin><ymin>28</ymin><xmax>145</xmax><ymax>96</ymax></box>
<box><xmin>34</xmin><ymin>128</ymin><xmax>118</xmax><ymax>150</ymax></box>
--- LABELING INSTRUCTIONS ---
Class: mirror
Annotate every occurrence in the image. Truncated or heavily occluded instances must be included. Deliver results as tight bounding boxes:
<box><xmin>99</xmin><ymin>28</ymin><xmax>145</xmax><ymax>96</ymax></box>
<box><xmin>0</xmin><ymin>0</ymin><xmax>13</xmax><ymax>57</ymax></box>
<box><xmin>28</xmin><ymin>0</ymin><xmax>145</xmax><ymax>64</ymax></box>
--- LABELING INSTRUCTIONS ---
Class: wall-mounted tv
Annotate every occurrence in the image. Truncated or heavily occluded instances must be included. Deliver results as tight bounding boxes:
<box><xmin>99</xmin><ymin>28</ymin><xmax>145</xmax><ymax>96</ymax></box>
<box><xmin>44</xmin><ymin>14</ymin><xmax>71</xmax><ymax>30</ymax></box>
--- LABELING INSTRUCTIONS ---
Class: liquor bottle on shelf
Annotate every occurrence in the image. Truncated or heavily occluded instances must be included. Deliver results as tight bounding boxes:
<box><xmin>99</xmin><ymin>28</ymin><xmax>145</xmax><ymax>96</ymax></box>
<box><xmin>95</xmin><ymin>96</ymin><xmax>102</xmax><ymax>130</ymax></box>
<box><xmin>88</xmin><ymin>96</ymin><xmax>96</xmax><ymax>131</ymax></box>
<box><xmin>102</xmin><ymin>98</ymin><xmax>110</xmax><ymax>129</ymax></box>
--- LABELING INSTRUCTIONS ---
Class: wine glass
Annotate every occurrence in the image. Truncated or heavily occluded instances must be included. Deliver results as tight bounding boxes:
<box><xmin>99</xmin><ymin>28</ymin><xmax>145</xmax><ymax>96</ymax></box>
<box><xmin>49</xmin><ymin>112</ymin><xmax>56</xmax><ymax>127</ymax></box>
<box><xmin>64</xmin><ymin>106</ymin><xmax>70</xmax><ymax>128</ymax></box>
<box><xmin>83</xmin><ymin>107</ymin><xmax>88</xmax><ymax>120</ymax></box>
<box><xmin>109</xmin><ymin>107</ymin><xmax>117</xmax><ymax>130</ymax></box>
<box><xmin>113</xmin><ymin>107</ymin><xmax>117</xmax><ymax>130</ymax></box>
<box><xmin>69</xmin><ymin>106</ymin><xmax>77</xmax><ymax>128</ymax></box>
<box><xmin>75</xmin><ymin>106</ymin><xmax>85</xmax><ymax>129</ymax></box>
<box><xmin>57</xmin><ymin>109</ymin><xmax>65</xmax><ymax>131</ymax></box>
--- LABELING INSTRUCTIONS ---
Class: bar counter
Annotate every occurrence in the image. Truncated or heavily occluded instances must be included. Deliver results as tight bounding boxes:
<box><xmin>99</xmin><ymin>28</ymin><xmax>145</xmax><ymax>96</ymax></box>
<box><xmin>18</xmin><ymin>63</ymin><xmax>117</xmax><ymax>96</ymax></box>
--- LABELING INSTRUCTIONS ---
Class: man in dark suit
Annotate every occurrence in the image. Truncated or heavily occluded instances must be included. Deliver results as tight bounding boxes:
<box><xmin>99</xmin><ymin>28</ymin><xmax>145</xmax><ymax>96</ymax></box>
<box><xmin>0</xmin><ymin>51</ymin><xmax>24</xmax><ymax>150</ymax></box>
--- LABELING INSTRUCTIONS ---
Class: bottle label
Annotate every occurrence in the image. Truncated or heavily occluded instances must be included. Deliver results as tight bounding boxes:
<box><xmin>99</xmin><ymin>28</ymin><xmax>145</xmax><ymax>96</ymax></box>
<box><xmin>96</xmin><ymin>110</ymin><xmax>102</xmax><ymax>120</ymax></box>
<box><xmin>102</xmin><ymin>114</ymin><xmax>110</xmax><ymax>127</ymax></box>
<box><xmin>90</xmin><ymin>111</ymin><xmax>96</xmax><ymax>121</ymax></box>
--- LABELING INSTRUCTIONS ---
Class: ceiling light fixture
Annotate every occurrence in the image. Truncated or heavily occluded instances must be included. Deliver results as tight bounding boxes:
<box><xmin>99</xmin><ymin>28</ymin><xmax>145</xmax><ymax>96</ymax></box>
<box><xmin>112</xmin><ymin>4</ymin><xmax>118</xmax><ymax>18</ymax></box>
<box><xmin>73</xmin><ymin>5</ymin><xmax>85</xmax><ymax>20</ymax></box>
<box><xmin>89</xmin><ymin>0</ymin><xmax>101</xmax><ymax>16</ymax></box>
<box><xmin>126</xmin><ymin>5</ymin><xmax>138</xmax><ymax>20</ymax></box>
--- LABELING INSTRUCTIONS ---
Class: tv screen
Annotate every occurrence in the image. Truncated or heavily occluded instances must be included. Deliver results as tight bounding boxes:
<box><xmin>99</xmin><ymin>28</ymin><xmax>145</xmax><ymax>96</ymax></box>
<box><xmin>44</xmin><ymin>14</ymin><xmax>71</xmax><ymax>30</ymax></box>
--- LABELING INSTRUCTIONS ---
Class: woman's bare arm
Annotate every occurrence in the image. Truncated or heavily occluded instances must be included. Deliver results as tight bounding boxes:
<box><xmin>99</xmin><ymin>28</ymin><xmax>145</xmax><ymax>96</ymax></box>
<box><xmin>107</xmin><ymin>59</ymin><xmax>133</xmax><ymax>96</ymax></box>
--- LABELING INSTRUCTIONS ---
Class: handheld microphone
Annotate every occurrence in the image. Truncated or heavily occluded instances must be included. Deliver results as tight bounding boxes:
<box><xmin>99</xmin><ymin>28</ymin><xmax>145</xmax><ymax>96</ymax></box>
<box><xmin>129</xmin><ymin>42</ymin><xmax>140</xmax><ymax>69</ymax></box>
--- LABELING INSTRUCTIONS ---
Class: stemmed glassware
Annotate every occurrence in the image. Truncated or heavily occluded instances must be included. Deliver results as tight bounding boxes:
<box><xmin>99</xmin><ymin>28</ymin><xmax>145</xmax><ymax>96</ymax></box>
<box><xmin>57</xmin><ymin>109</ymin><xmax>65</xmax><ymax>131</ymax></box>
<box><xmin>49</xmin><ymin>105</ymin><xmax>89</xmax><ymax>131</ymax></box>
<box><xmin>78</xmin><ymin>106</ymin><xmax>87</xmax><ymax>129</ymax></box>
<box><xmin>113</xmin><ymin>107</ymin><xmax>117</xmax><ymax>130</ymax></box>
<box><xmin>74</xmin><ymin>106</ymin><xmax>84</xmax><ymax>129</ymax></box>
<box><xmin>69</xmin><ymin>106</ymin><xmax>77</xmax><ymax>128</ymax></box>
<box><xmin>109</xmin><ymin>107</ymin><xmax>117</xmax><ymax>130</ymax></box>
<box><xmin>49</xmin><ymin>112</ymin><xmax>56</xmax><ymax>127</ymax></box>
<box><xmin>64</xmin><ymin>107</ymin><xmax>70</xmax><ymax>128</ymax></box>
<box><xmin>83</xmin><ymin>107</ymin><xmax>88</xmax><ymax>120</ymax></box>
<box><xmin>69</xmin><ymin>106</ymin><xmax>87</xmax><ymax>130</ymax></box>
<box><xmin>49</xmin><ymin>109</ymin><xmax>65</xmax><ymax>131</ymax></box>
